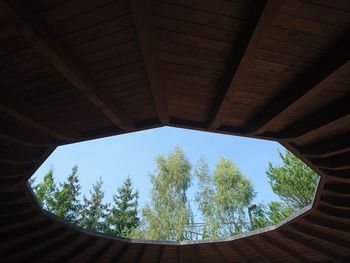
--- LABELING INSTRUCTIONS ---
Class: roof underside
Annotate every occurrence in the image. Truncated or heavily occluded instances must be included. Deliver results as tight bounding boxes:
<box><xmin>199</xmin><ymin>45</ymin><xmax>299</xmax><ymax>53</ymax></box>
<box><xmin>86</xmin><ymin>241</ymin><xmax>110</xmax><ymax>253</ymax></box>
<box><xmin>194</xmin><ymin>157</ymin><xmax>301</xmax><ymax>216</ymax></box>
<box><xmin>0</xmin><ymin>0</ymin><xmax>349</xmax><ymax>262</ymax></box>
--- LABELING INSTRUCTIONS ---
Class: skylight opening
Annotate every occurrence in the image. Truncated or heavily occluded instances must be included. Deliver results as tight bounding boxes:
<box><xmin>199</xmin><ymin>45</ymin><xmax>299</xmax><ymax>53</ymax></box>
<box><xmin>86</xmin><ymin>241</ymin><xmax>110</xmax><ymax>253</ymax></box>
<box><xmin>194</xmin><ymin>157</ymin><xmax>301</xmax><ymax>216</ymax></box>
<box><xmin>28</xmin><ymin>127</ymin><xmax>319</xmax><ymax>242</ymax></box>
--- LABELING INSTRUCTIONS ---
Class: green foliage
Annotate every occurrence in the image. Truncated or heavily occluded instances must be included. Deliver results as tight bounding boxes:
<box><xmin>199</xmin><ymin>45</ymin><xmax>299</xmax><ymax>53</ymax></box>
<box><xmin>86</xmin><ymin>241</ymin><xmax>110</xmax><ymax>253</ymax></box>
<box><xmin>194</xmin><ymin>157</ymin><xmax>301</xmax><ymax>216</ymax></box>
<box><xmin>249</xmin><ymin>202</ymin><xmax>294</xmax><ymax>230</ymax></box>
<box><xmin>106</xmin><ymin>177</ymin><xmax>140</xmax><ymax>236</ymax></box>
<box><xmin>266</xmin><ymin>150</ymin><xmax>318</xmax><ymax>210</ymax></box>
<box><xmin>195</xmin><ymin>158</ymin><xmax>255</xmax><ymax>238</ymax></box>
<box><xmin>33</xmin><ymin>168</ymin><xmax>58</xmax><ymax>211</ymax></box>
<box><xmin>137</xmin><ymin>146</ymin><xmax>192</xmax><ymax>241</ymax></box>
<box><xmin>80</xmin><ymin>177</ymin><xmax>109</xmax><ymax>232</ymax></box>
<box><xmin>194</xmin><ymin>157</ymin><xmax>216</xmax><ymax>238</ymax></box>
<box><xmin>251</xmin><ymin>150</ymin><xmax>318</xmax><ymax>230</ymax></box>
<box><xmin>31</xmin><ymin>147</ymin><xmax>318</xmax><ymax>241</ymax></box>
<box><xmin>53</xmin><ymin>165</ymin><xmax>81</xmax><ymax>224</ymax></box>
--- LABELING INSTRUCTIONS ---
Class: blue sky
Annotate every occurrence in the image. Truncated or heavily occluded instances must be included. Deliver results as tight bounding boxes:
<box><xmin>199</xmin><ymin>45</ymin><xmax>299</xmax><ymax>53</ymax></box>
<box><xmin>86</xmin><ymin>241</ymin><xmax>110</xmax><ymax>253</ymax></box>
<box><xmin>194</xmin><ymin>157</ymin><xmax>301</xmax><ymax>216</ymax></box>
<box><xmin>31</xmin><ymin>126</ymin><xmax>285</xmax><ymax>220</ymax></box>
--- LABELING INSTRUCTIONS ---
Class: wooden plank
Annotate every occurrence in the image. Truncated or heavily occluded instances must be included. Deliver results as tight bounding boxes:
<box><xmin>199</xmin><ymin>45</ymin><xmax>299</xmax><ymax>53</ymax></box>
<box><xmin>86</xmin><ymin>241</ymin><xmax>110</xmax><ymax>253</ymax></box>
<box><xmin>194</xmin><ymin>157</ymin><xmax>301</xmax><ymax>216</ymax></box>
<box><xmin>0</xmin><ymin>227</ymin><xmax>66</xmax><ymax>258</ymax></box>
<box><xmin>310</xmin><ymin>152</ymin><xmax>350</xmax><ymax>171</ymax></box>
<box><xmin>280</xmin><ymin>229</ymin><xmax>345</xmax><ymax>262</ymax></box>
<box><xmin>135</xmin><ymin>245</ymin><xmax>146</xmax><ymax>263</ymax></box>
<box><xmin>0</xmin><ymin>102</ymin><xmax>72</xmax><ymax>142</ymax></box>
<box><xmin>209</xmin><ymin>0</ymin><xmax>283</xmax><ymax>129</ymax></box>
<box><xmin>244</xmin><ymin>31</ymin><xmax>350</xmax><ymax>134</ymax></box>
<box><xmin>228</xmin><ymin>242</ymin><xmax>251</xmax><ymax>263</ymax></box>
<box><xmin>87</xmin><ymin>241</ymin><xmax>113</xmax><ymax>263</ymax></box>
<box><xmin>157</xmin><ymin>245</ymin><xmax>164</xmax><ymax>263</ymax></box>
<box><xmin>299</xmin><ymin>133</ymin><xmax>350</xmax><ymax>158</ymax></box>
<box><xmin>244</xmin><ymin>239</ymin><xmax>273</xmax><ymax>263</ymax></box>
<box><xmin>291</xmin><ymin>223</ymin><xmax>350</xmax><ymax>250</ymax></box>
<box><xmin>0</xmin><ymin>0</ymin><xmax>134</xmax><ymax>130</ymax></box>
<box><xmin>59</xmin><ymin>238</ymin><xmax>97</xmax><ymax>261</ymax></box>
<box><xmin>112</xmin><ymin>243</ymin><xmax>129</xmax><ymax>261</ymax></box>
<box><xmin>129</xmin><ymin>0</ymin><xmax>169</xmax><ymax>124</ymax></box>
<box><xmin>262</xmin><ymin>94</ymin><xmax>350</xmax><ymax>140</ymax></box>
<box><xmin>25</xmin><ymin>233</ymin><xmax>79</xmax><ymax>261</ymax></box>
<box><xmin>211</xmin><ymin>244</ymin><xmax>225</xmax><ymax>263</ymax></box>
<box><xmin>261</xmin><ymin>235</ymin><xmax>307</xmax><ymax>262</ymax></box>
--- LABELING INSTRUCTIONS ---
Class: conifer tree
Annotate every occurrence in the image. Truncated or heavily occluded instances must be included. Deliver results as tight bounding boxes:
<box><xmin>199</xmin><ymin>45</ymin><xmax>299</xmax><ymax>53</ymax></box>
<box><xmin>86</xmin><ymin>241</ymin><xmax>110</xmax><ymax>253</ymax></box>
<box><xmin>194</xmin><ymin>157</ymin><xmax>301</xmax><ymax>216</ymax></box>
<box><xmin>54</xmin><ymin>165</ymin><xmax>81</xmax><ymax>224</ymax></box>
<box><xmin>106</xmin><ymin>177</ymin><xmax>139</xmax><ymax>237</ymax></box>
<box><xmin>80</xmin><ymin>177</ymin><xmax>109</xmax><ymax>232</ymax></box>
<box><xmin>266</xmin><ymin>150</ymin><xmax>318</xmax><ymax>210</ymax></box>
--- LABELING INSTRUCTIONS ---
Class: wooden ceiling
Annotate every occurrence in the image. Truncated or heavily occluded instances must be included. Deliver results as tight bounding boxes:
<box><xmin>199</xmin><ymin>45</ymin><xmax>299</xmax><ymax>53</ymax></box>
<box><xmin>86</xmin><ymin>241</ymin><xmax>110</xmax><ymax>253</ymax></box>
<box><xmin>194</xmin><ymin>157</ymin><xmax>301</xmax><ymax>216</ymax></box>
<box><xmin>0</xmin><ymin>0</ymin><xmax>349</xmax><ymax>261</ymax></box>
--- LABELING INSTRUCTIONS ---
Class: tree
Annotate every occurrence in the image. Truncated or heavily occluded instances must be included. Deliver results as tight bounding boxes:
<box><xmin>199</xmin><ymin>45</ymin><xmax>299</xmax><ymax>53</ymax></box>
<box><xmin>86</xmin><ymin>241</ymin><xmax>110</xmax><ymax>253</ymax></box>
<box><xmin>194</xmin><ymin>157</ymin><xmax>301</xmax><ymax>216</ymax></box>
<box><xmin>249</xmin><ymin>202</ymin><xmax>294</xmax><ymax>230</ymax></box>
<box><xmin>194</xmin><ymin>157</ymin><xmax>217</xmax><ymax>238</ymax></box>
<box><xmin>80</xmin><ymin>177</ymin><xmax>109</xmax><ymax>232</ymax></box>
<box><xmin>53</xmin><ymin>165</ymin><xmax>81</xmax><ymax>224</ymax></box>
<box><xmin>138</xmin><ymin>146</ymin><xmax>192</xmax><ymax>241</ymax></box>
<box><xmin>251</xmin><ymin>150</ymin><xmax>318</xmax><ymax>229</ymax></box>
<box><xmin>33</xmin><ymin>168</ymin><xmax>58</xmax><ymax>212</ymax></box>
<box><xmin>213</xmin><ymin>158</ymin><xmax>255</xmax><ymax>236</ymax></box>
<box><xmin>195</xmin><ymin>158</ymin><xmax>256</xmax><ymax>238</ymax></box>
<box><xmin>106</xmin><ymin>177</ymin><xmax>140</xmax><ymax>237</ymax></box>
<box><xmin>266</xmin><ymin>150</ymin><xmax>318</xmax><ymax>210</ymax></box>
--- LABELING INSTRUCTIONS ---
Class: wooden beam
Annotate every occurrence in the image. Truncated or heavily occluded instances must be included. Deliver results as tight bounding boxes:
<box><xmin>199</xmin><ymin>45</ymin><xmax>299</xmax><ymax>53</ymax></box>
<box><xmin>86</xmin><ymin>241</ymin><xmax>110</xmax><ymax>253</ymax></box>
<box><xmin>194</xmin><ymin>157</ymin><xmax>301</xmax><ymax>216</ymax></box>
<box><xmin>0</xmin><ymin>227</ymin><xmax>66</xmax><ymax>258</ymax></box>
<box><xmin>0</xmin><ymin>220</ymin><xmax>52</xmax><ymax>243</ymax></box>
<box><xmin>158</xmin><ymin>245</ymin><xmax>164</xmax><ymax>263</ymax></box>
<box><xmin>321</xmin><ymin>168</ymin><xmax>350</xmax><ymax>180</ymax></box>
<box><xmin>228</xmin><ymin>242</ymin><xmax>250</xmax><ymax>263</ymax></box>
<box><xmin>0</xmin><ymin>145</ymin><xmax>43</xmax><ymax>166</ymax></box>
<box><xmin>0</xmin><ymin>131</ymin><xmax>55</xmax><ymax>148</ymax></box>
<box><xmin>193</xmin><ymin>245</ymin><xmax>201</xmax><ymax>262</ymax></box>
<box><xmin>318</xmin><ymin>204</ymin><xmax>350</xmax><ymax>219</ymax></box>
<box><xmin>112</xmin><ymin>243</ymin><xmax>129</xmax><ymax>262</ymax></box>
<box><xmin>135</xmin><ymin>245</ymin><xmax>146</xmax><ymax>263</ymax></box>
<box><xmin>321</xmin><ymin>195</ymin><xmax>350</xmax><ymax>211</ymax></box>
<box><xmin>0</xmin><ymin>211</ymin><xmax>37</xmax><ymax>226</ymax></box>
<box><xmin>0</xmin><ymin>103</ymin><xmax>72</xmax><ymax>142</ymax></box>
<box><xmin>0</xmin><ymin>0</ymin><xmax>134</xmax><ymax>131</ymax></box>
<box><xmin>261</xmin><ymin>235</ymin><xmax>307</xmax><ymax>262</ymax></box>
<box><xmin>176</xmin><ymin>246</ymin><xmax>180</xmax><ymax>263</ymax></box>
<box><xmin>245</xmin><ymin>239</ymin><xmax>273</xmax><ymax>263</ymax></box>
<box><xmin>262</xmin><ymin>94</ymin><xmax>350</xmax><ymax>140</ymax></box>
<box><xmin>310</xmin><ymin>152</ymin><xmax>350</xmax><ymax>171</ymax></box>
<box><xmin>87</xmin><ymin>241</ymin><xmax>113</xmax><ymax>263</ymax></box>
<box><xmin>208</xmin><ymin>0</ymin><xmax>283</xmax><ymax>129</ymax></box>
<box><xmin>25</xmin><ymin>233</ymin><xmax>79</xmax><ymax>261</ymax></box>
<box><xmin>299</xmin><ymin>133</ymin><xmax>350</xmax><ymax>158</ymax></box>
<box><xmin>129</xmin><ymin>0</ymin><xmax>169</xmax><ymax>125</ymax></box>
<box><xmin>244</xmin><ymin>30</ymin><xmax>350</xmax><ymax>135</ymax></box>
<box><xmin>59</xmin><ymin>238</ymin><xmax>96</xmax><ymax>261</ymax></box>
<box><xmin>211</xmin><ymin>244</ymin><xmax>225</xmax><ymax>263</ymax></box>
<box><xmin>291</xmin><ymin>223</ymin><xmax>350</xmax><ymax>250</ymax></box>
<box><xmin>304</xmin><ymin>215</ymin><xmax>350</xmax><ymax>234</ymax></box>
<box><xmin>280</xmin><ymin>229</ymin><xmax>345</xmax><ymax>262</ymax></box>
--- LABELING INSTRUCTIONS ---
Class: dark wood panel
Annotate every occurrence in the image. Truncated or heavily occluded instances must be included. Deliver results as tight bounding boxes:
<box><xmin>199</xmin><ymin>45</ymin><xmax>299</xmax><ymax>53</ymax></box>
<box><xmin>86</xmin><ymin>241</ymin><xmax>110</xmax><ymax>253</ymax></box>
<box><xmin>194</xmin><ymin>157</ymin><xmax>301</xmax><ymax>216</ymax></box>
<box><xmin>49</xmin><ymin>1</ymin><xmax>130</xmax><ymax>35</ymax></box>
<box><xmin>152</xmin><ymin>1</ymin><xmax>244</xmax><ymax>32</ymax></box>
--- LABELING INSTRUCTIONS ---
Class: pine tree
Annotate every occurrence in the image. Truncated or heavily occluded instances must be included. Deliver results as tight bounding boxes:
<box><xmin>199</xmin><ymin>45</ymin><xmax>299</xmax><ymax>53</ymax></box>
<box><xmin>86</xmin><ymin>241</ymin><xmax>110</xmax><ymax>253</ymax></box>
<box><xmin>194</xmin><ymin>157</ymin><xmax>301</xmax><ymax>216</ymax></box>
<box><xmin>106</xmin><ymin>177</ymin><xmax>139</xmax><ymax>237</ymax></box>
<box><xmin>79</xmin><ymin>177</ymin><xmax>109</xmax><ymax>232</ymax></box>
<box><xmin>266</xmin><ymin>150</ymin><xmax>318</xmax><ymax>210</ymax></box>
<box><xmin>251</xmin><ymin>150</ymin><xmax>318</xmax><ymax>229</ymax></box>
<box><xmin>54</xmin><ymin>165</ymin><xmax>81</xmax><ymax>224</ymax></box>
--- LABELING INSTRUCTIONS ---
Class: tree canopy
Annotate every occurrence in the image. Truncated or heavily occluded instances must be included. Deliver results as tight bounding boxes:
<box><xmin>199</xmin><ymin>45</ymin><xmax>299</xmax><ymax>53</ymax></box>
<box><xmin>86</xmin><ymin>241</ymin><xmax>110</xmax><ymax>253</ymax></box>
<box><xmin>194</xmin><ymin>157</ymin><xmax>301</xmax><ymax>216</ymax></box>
<box><xmin>106</xmin><ymin>176</ymin><xmax>139</xmax><ymax>236</ymax></box>
<box><xmin>136</xmin><ymin>146</ymin><xmax>192</xmax><ymax>241</ymax></box>
<box><xmin>266</xmin><ymin>150</ymin><xmax>318</xmax><ymax>210</ymax></box>
<box><xmin>30</xmin><ymin>147</ymin><xmax>318</xmax><ymax>241</ymax></box>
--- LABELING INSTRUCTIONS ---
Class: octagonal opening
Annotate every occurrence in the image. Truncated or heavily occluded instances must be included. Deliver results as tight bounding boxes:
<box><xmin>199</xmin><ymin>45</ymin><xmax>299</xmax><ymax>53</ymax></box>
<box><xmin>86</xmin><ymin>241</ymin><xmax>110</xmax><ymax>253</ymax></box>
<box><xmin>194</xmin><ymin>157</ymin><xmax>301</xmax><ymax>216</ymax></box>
<box><xmin>28</xmin><ymin>127</ymin><xmax>319</xmax><ymax>242</ymax></box>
